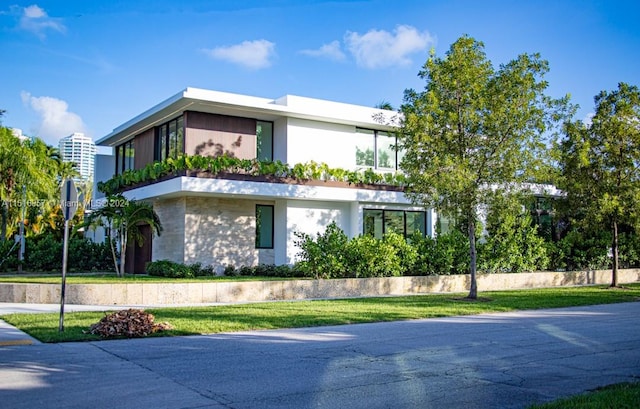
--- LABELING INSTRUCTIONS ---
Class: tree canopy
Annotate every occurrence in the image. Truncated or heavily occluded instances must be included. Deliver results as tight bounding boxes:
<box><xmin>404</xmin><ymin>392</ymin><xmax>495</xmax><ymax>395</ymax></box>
<box><xmin>556</xmin><ymin>82</ymin><xmax>640</xmax><ymax>286</ymax></box>
<box><xmin>400</xmin><ymin>35</ymin><xmax>571</xmax><ymax>298</ymax></box>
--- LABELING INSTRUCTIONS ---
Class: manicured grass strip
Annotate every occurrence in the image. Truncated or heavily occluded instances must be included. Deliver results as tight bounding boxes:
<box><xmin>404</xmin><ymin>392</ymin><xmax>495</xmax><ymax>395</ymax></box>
<box><xmin>0</xmin><ymin>274</ymin><xmax>299</xmax><ymax>284</ymax></box>
<box><xmin>527</xmin><ymin>381</ymin><xmax>640</xmax><ymax>408</ymax></box>
<box><xmin>1</xmin><ymin>284</ymin><xmax>639</xmax><ymax>343</ymax></box>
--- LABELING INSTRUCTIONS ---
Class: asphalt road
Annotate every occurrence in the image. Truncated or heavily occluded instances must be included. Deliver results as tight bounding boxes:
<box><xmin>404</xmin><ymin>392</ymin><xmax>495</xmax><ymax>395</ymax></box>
<box><xmin>1</xmin><ymin>302</ymin><xmax>639</xmax><ymax>409</ymax></box>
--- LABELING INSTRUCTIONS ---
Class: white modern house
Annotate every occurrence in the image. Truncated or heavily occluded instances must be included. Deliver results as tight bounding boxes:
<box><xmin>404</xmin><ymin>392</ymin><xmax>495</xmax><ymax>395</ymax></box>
<box><xmin>95</xmin><ymin>88</ymin><xmax>433</xmax><ymax>273</ymax></box>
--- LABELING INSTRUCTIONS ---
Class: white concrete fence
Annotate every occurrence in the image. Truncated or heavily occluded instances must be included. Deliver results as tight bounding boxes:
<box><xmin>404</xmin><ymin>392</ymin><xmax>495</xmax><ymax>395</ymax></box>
<box><xmin>1</xmin><ymin>269</ymin><xmax>639</xmax><ymax>306</ymax></box>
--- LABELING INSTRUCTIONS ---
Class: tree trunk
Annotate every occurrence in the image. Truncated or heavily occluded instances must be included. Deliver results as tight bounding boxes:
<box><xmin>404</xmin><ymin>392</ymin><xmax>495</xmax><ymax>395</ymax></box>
<box><xmin>611</xmin><ymin>219</ymin><xmax>619</xmax><ymax>287</ymax></box>
<box><xmin>107</xmin><ymin>226</ymin><xmax>119</xmax><ymax>277</ymax></box>
<box><xmin>0</xmin><ymin>203</ymin><xmax>7</xmax><ymax>241</ymax></box>
<box><xmin>468</xmin><ymin>218</ymin><xmax>478</xmax><ymax>299</ymax></box>
<box><xmin>119</xmin><ymin>230</ymin><xmax>127</xmax><ymax>278</ymax></box>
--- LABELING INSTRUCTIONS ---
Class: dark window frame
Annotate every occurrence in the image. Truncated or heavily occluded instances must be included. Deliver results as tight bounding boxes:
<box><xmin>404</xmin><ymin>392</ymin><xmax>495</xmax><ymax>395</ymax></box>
<box><xmin>115</xmin><ymin>139</ymin><xmax>135</xmax><ymax>175</ymax></box>
<box><xmin>355</xmin><ymin>128</ymin><xmax>401</xmax><ymax>170</ymax></box>
<box><xmin>363</xmin><ymin>208</ymin><xmax>427</xmax><ymax>239</ymax></box>
<box><xmin>155</xmin><ymin>115</ymin><xmax>184</xmax><ymax>161</ymax></box>
<box><xmin>255</xmin><ymin>204</ymin><xmax>275</xmax><ymax>249</ymax></box>
<box><xmin>256</xmin><ymin>120</ymin><xmax>274</xmax><ymax>161</ymax></box>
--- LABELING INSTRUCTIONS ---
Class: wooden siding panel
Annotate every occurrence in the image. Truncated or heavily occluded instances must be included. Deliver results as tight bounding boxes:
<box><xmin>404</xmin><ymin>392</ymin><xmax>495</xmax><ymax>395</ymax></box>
<box><xmin>185</xmin><ymin>111</ymin><xmax>257</xmax><ymax>159</ymax></box>
<box><xmin>134</xmin><ymin>128</ymin><xmax>155</xmax><ymax>170</ymax></box>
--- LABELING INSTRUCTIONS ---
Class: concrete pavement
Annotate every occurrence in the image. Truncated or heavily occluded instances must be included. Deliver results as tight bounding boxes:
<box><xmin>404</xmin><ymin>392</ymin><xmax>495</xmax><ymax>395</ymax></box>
<box><xmin>0</xmin><ymin>302</ymin><xmax>639</xmax><ymax>408</ymax></box>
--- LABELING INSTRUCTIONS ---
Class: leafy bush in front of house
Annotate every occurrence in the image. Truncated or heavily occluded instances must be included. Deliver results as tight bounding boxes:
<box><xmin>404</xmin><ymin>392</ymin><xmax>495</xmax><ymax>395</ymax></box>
<box><xmin>294</xmin><ymin>222</ymin><xmax>349</xmax><ymax>279</ymax></box>
<box><xmin>146</xmin><ymin>259</ymin><xmax>216</xmax><ymax>278</ymax></box>
<box><xmin>477</xmin><ymin>194</ymin><xmax>549</xmax><ymax>273</ymax></box>
<box><xmin>0</xmin><ymin>234</ymin><xmax>114</xmax><ymax>273</ymax></box>
<box><xmin>409</xmin><ymin>230</ymin><xmax>471</xmax><ymax>276</ymax></box>
<box><xmin>546</xmin><ymin>228</ymin><xmax>611</xmax><ymax>271</ymax></box>
<box><xmin>0</xmin><ymin>239</ymin><xmax>20</xmax><ymax>272</ymax></box>
<box><xmin>341</xmin><ymin>232</ymin><xmax>418</xmax><ymax>277</ymax></box>
<box><xmin>619</xmin><ymin>231</ymin><xmax>640</xmax><ymax>268</ymax></box>
<box><xmin>222</xmin><ymin>263</ymin><xmax>305</xmax><ymax>278</ymax></box>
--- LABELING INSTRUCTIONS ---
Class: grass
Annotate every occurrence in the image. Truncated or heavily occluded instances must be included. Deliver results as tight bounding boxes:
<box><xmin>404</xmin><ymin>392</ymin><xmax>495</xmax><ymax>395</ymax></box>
<box><xmin>527</xmin><ymin>381</ymin><xmax>640</xmax><ymax>408</ymax></box>
<box><xmin>0</xmin><ymin>274</ymin><xmax>300</xmax><ymax>284</ymax></box>
<box><xmin>1</xmin><ymin>284</ymin><xmax>639</xmax><ymax>343</ymax></box>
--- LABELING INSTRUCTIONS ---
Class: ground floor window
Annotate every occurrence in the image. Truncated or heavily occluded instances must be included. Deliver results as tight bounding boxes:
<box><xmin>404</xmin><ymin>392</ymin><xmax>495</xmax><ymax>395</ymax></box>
<box><xmin>255</xmin><ymin>205</ymin><xmax>274</xmax><ymax>248</ymax></box>
<box><xmin>363</xmin><ymin>209</ymin><xmax>426</xmax><ymax>239</ymax></box>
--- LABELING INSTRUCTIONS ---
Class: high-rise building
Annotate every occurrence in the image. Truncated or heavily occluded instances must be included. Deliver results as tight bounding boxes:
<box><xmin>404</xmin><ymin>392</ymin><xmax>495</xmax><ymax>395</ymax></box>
<box><xmin>58</xmin><ymin>132</ymin><xmax>97</xmax><ymax>182</ymax></box>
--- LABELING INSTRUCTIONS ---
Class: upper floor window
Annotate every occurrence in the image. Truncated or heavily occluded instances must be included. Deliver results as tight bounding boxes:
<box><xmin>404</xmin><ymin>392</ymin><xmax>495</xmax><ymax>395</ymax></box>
<box><xmin>355</xmin><ymin>128</ymin><xmax>403</xmax><ymax>170</ymax></box>
<box><xmin>257</xmin><ymin>121</ymin><xmax>273</xmax><ymax>161</ymax></box>
<box><xmin>155</xmin><ymin>116</ymin><xmax>184</xmax><ymax>161</ymax></box>
<box><xmin>115</xmin><ymin>139</ymin><xmax>135</xmax><ymax>175</ymax></box>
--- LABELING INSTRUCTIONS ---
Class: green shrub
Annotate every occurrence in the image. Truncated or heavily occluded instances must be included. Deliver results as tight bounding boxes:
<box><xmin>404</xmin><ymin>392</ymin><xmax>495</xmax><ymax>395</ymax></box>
<box><xmin>344</xmin><ymin>234</ymin><xmax>403</xmax><ymax>277</ymax></box>
<box><xmin>0</xmin><ymin>240</ymin><xmax>19</xmax><ymax>272</ymax></box>
<box><xmin>223</xmin><ymin>263</ymin><xmax>305</xmax><ymax>278</ymax></box>
<box><xmin>548</xmin><ymin>228</ymin><xmax>611</xmax><ymax>271</ymax></box>
<box><xmin>478</xmin><ymin>194</ymin><xmax>549</xmax><ymax>273</ymax></box>
<box><xmin>26</xmin><ymin>234</ymin><xmax>62</xmax><ymax>271</ymax></box>
<box><xmin>383</xmin><ymin>232</ymin><xmax>418</xmax><ymax>275</ymax></box>
<box><xmin>294</xmin><ymin>222</ymin><xmax>349</xmax><ymax>279</ymax></box>
<box><xmin>619</xmin><ymin>231</ymin><xmax>640</xmax><ymax>268</ymax></box>
<box><xmin>410</xmin><ymin>230</ymin><xmax>470</xmax><ymax>275</ymax></box>
<box><xmin>146</xmin><ymin>259</ymin><xmax>194</xmax><ymax>278</ymax></box>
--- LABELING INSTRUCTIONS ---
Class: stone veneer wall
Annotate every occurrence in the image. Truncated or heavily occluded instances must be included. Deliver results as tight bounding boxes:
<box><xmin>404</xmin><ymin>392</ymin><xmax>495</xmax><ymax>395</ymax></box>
<box><xmin>153</xmin><ymin>196</ymin><xmax>275</xmax><ymax>271</ymax></box>
<box><xmin>186</xmin><ymin>197</ymin><xmax>275</xmax><ymax>270</ymax></box>
<box><xmin>1</xmin><ymin>269</ymin><xmax>639</xmax><ymax>306</ymax></box>
<box><xmin>152</xmin><ymin>197</ymin><xmax>186</xmax><ymax>263</ymax></box>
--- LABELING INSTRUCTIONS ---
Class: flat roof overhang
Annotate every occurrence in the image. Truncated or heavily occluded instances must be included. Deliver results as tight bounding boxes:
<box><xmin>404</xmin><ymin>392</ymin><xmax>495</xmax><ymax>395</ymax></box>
<box><xmin>97</xmin><ymin>88</ymin><xmax>400</xmax><ymax>147</ymax></box>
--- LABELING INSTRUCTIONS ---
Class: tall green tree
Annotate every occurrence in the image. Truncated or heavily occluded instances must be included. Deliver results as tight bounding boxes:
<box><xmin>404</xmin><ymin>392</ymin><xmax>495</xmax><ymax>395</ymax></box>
<box><xmin>85</xmin><ymin>195</ymin><xmax>163</xmax><ymax>277</ymax></box>
<box><xmin>557</xmin><ymin>83</ymin><xmax>640</xmax><ymax>287</ymax></box>
<box><xmin>0</xmin><ymin>123</ymin><xmax>58</xmax><ymax>240</ymax></box>
<box><xmin>400</xmin><ymin>36</ymin><xmax>571</xmax><ymax>299</ymax></box>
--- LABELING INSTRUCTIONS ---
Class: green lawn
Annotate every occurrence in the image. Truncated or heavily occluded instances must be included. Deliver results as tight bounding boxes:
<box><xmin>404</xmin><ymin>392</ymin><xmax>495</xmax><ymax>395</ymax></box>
<box><xmin>527</xmin><ymin>381</ymin><xmax>640</xmax><ymax>408</ymax></box>
<box><xmin>0</xmin><ymin>274</ymin><xmax>299</xmax><ymax>284</ymax></box>
<box><xmin>2</xmin><ymin>284</ymin><xmax>639</xmax><ymax>343</ymax></box>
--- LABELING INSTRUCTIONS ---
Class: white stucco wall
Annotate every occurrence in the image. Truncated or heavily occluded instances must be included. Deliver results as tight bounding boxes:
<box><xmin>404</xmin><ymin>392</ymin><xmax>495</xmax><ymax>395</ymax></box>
<box><xmin>285</xmin><ymin>117</ymin><xmax>361</xmax><ymax>169</ymax></box>
<box><xmin>285</xmin><ymin>199</ymin><xmax>352</xmax><ymax>264</ymax></box>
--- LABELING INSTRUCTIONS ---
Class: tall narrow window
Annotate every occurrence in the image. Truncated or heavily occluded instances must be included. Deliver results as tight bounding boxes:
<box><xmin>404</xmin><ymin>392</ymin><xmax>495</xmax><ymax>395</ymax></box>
<box><xmin>115</xmin><ymin>139</ymin><xmax>135</xmax><ymax>175</ymax></box>
<box><xmin>257</xmin><ymin>121</ymin><xmax>273</xmax><ymax>161</ymax></box>
<box><xmin>406</xmin><ymin>211</ymin><xmax>427</xmax><ymax>237</ymax></box>
<box><xmin>355</xmin><ymin>128</ymin><xmax>375</xmax><ymax>167</ymax></box>
<box><xmin>376</xmin><ymin>131</ymin><xmax>397</xmax><ymax>169</ymax></box>
<box><xmin>363</xmin><ymin>209</ymin><xmax>384</xmax><ymax>239</ymax></box>
<box><xmin>256</xmin><ymin>205</ymin><xmax>274</xmax><ymax>249</ymax></box>
<box><xmin>155</xmin><ymin>116</ymin><xmax>184</xmax><ymax>161</ymax></box>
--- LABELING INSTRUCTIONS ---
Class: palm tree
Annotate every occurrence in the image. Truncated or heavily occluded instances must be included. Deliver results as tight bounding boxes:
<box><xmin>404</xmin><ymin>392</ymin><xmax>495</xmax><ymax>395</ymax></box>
<box><xmin>0</xmin><ymin>126</ymin><xmax>59</xmax><ymax>240</ymax></box>
<box><xmin>85</xmin><ymin>194</ymin><xmax>162</xmax><ymax>277</ymax></box>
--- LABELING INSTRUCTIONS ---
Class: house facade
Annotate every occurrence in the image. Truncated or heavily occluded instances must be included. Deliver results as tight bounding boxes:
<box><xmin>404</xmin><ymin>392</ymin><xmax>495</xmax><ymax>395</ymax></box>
<box><xmin>95</xmin><ymin>88</ymin><xmax>433</xmax><ymax>273</ymax></box>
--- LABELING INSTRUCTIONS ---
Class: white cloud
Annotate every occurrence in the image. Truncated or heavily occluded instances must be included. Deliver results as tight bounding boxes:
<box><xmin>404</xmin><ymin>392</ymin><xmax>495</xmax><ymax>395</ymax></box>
<box><xmin>17</xmin><ymin>4</ymin><xmax>66</xmax><ymax>39</ymax></box>
<box><xmin>344</xmin><ymin>25</ymin><xmax>434</xmax><ymax>69</ymax></box>
<box><xmin>21</xmin><ymin>92</ymin><xmax>87</xmax><ymax>144</ymax></box>
<box><xmin>202</xmin><ymin>40</ymin><xmax>276</xmax><ymax>70</ymax></box>
<box><xmin>299</xmin><ymin>40</ymin><xmax>346</xmax><ymax>61</ymax></box>
<box><xmin>583</xmin><ymin>112</ymin><xmax>595</xmax><ymax>126</ymax></box>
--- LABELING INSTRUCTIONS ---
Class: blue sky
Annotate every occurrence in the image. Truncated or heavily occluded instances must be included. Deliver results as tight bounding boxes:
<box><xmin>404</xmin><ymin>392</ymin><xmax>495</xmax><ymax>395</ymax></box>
<box><xmin>1</xmin><ymin>0</ymin><xmax>639</xmax><ymax>147</ymax></box>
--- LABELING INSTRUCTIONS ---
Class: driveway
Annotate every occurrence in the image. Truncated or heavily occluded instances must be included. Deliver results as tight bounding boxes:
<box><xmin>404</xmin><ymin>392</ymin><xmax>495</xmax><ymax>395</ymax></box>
<box><xmin>1</xmin><ymin>302</ymin><xmax>639</xmax><ymax>409</ymax></box>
